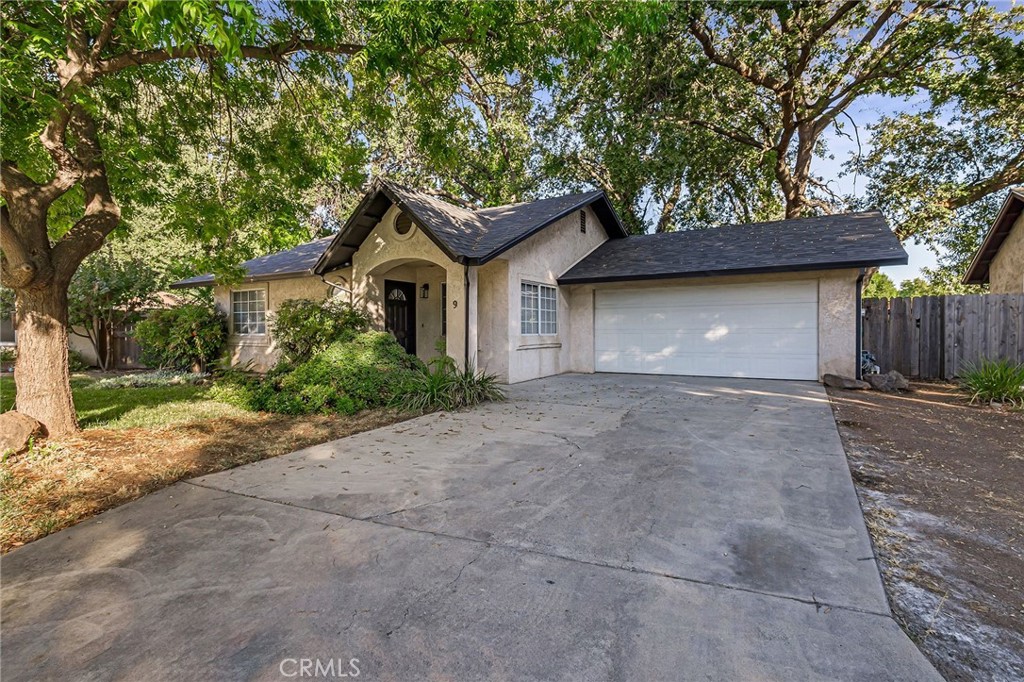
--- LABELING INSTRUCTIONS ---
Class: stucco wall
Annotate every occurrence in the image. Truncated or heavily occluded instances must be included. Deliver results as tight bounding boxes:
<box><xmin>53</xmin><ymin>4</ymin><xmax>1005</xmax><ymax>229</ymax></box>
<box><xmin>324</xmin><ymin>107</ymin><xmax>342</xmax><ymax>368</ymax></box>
<box><xmin>215</xmin><ymin>275</ymin><xmax>332</xmax><ymax>371</ymax></box>
<box><xmin>68</xmin><ymin>330</ymin><xmax>99</xmax><ymax>367</ymax></box>
<box><xmin>498</xmin><ymin>205</ymin><xmax>611</xmax><ymax>383</ymax></box>
<box><xmin>990</xmin><ymin>212</ymin><xmax>1024</xmax><ymax>294</ymax></box>
<box><xmin>477</xmin><ymin>259</ymin><xmax>510</xmax><ymax>381</ymax></box>
<box><xmin>563</xmin><ymin>268</ymin><xmax>861</xmax><ymax>381</ymax></box>
<box><xmin>344</xmin><ymin>205</ymin><xmax>470</xmax><ymax>368</ymax></box>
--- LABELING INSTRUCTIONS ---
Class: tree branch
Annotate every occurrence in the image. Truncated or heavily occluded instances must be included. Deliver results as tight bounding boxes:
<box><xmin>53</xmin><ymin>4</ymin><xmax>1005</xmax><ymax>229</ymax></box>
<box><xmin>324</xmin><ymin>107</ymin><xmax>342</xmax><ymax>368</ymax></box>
<box><xmin>688</xmin><ymin>18</ymin><xmax>786</xmax><ymax>93</ymax></box>
<box><xmin>99</xmin><ymin>39</ymin><xmax>363</xmax><ymax>74</ymax></box>
<box><xmin>90</xmin><ymin>0</ymin><xmax>129</xmax><ymax>60</ymax></box>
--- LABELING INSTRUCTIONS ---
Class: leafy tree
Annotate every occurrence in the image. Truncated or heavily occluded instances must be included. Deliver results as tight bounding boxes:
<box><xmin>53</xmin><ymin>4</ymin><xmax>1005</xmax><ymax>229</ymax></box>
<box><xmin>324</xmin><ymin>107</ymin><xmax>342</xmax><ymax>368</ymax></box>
<box><xmin>67</xmin><ymin>250</ymin><xmax>160</xmax><ymax>371</ymax></box>
<box><xmin>862</xmin><ymin>272</ymin><xmax>898</xmax><ymax>299</ymax></box>
<box><xmin>858</xmin><ymin>4</ymin><xmax>1023</xmax><ymax>250</ymax></box>
<box><xmin>548</xmin><ymin>1</ymin><xmax>1013</xmax><ymax>229</ymax></box>
<box><xmin>897</xmin><ymin>268</ymin><xmax>985</xmax><ymax>297</ymax></box>
<box><xmin>0</xmin><ymin>0</ymin><xmax>549</xmax><ymax>434</ymax></box>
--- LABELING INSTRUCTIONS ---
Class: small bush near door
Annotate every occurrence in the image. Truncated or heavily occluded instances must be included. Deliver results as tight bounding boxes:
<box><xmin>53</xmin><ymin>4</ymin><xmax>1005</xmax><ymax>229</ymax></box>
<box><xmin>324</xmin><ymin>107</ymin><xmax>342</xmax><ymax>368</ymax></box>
<box><xmin>270</xmin><ymin>298</ymin><xmax>370</xmax><ymax>362</ymax></box>
<box><xmin>960</xmin><ymin>359</ymin><xmax>1024</xmax><ymax>407</ymax></box>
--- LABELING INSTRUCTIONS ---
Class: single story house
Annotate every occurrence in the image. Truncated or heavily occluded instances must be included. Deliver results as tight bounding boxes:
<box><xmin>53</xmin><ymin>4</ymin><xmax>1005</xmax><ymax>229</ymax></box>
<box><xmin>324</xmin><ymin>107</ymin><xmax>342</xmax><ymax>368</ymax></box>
<box><xmin>172</xmin><ymin>179</ymin><xmax>907</xmax><ymax>382</ymax></box>
<box><xmin>963</xmin><ymin>187</ymin><xmax>1024</xmax><ymax>293</ymax></box>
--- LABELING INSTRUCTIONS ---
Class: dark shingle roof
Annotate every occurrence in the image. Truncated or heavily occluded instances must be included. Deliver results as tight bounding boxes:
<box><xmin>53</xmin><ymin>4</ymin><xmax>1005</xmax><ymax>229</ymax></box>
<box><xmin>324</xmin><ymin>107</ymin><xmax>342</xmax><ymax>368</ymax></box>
<box><xmin>558</xmin><ymin>211</ymin><xmax>908</xmax><ymax>284</ymax></box>
<box><xmin>313</xmin><ymin>180</ymin><xmax>625</xmax><ymax>273</ymax></box>
<box><xmin>963</xmin><ymin>187</ymin><xmax>1024</xmax><ymax>285</ymax></box>
<box><xmin>170</xmin><ymin>237</ymin><xmax>334</xmax><ymax>288</ymax></box>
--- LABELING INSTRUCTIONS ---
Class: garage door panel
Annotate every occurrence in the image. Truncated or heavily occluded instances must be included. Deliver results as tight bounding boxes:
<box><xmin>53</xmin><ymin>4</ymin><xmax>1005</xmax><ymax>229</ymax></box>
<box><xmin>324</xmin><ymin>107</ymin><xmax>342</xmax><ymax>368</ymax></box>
<box><xmin>594</xmin><ymin>281</ymin><xmax>819</xmax><ymax>381</ymax></box>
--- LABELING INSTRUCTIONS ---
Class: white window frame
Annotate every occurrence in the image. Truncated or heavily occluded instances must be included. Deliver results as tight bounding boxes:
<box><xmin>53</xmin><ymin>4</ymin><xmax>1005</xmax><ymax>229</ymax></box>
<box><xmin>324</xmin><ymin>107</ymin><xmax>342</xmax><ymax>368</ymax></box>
<box><xmin>230</xmin><ymin>287</ymin><xmax>268</xmax><ymax>336</ymax></box>
<box><xmin>521</xmin><ymin>281</ymin><xmax>558</xmax><ymax>336</ymax></box>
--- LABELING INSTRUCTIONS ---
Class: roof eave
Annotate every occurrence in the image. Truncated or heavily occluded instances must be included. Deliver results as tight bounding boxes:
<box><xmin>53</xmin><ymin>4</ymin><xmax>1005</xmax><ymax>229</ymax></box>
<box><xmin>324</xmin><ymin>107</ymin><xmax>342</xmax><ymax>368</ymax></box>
<box><xmin>168</xmin><ymin>269</ymin><xmax>314</xmax><ymax>289</ymax></box>
<box><xmin>312</xmin><ymin>180</ymin><xmax>467</xmax><ymax>275</ymax></box>
<box><xmin>557</xmin><ymin>257</ymin><xmax>910</xmax><ymax>286</ymax></box>
<box><xmin>962</xmin><ymin>188</ymin><xmax>1024</xmax><ymax>285</ymax></box>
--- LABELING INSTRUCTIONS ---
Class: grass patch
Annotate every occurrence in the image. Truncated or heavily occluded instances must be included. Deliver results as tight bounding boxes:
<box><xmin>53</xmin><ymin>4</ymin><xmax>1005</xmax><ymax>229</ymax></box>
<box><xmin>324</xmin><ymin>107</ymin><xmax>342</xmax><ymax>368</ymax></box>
<box><xmin>1</xmin><ymin>374</ymin><xmax>245</xmax><ymax>430</ymax></box>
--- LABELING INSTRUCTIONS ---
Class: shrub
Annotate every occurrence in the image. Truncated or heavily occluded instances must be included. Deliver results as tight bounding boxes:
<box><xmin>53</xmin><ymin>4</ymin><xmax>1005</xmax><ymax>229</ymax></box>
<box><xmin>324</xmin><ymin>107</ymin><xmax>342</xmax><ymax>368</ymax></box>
<box><xmin>218</xmin><ymin>332</ymin><xmax>422</xmax><ymax>415</ymax></box>
<box><xmin>1</xmin><ymin>347</ymin><xmax>16</xmax><ymax>363</ymax></box>
<box><xmin>269</xmin><ymin>298</ymin><xmax>370</xmax><ymax>362</ymax></box>
<box><xmin>92</xmin><ymin>370</ymin><xmax>210</xmax><ymax>389</ymax></box>
<box><xmin>960</xmin><ymin>359</ymin><xmax>1024</xmax><ymax>406</ymax></box>
<box><xmin>135</xmin><ymin>305</ymin><xmax>226</xmax><ymax>372</ymax></box>
<box><xmin>398</xmin><ymin>355</ymin><xmax>505</xmax><ymax>412</ymax></box>
<box><xmin>67</xmin><ymin>349</ymin><xmax>91</xmax><ymax>371</ymax></box>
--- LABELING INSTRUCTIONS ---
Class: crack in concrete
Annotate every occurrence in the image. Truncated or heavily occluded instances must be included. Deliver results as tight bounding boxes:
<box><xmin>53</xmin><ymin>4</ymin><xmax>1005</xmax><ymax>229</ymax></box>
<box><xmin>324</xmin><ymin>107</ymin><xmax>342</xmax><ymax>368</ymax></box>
<box><xmin>182</xmin><ymin>479</ymin><xmax>895</xmax><ymax>620</ymax></box>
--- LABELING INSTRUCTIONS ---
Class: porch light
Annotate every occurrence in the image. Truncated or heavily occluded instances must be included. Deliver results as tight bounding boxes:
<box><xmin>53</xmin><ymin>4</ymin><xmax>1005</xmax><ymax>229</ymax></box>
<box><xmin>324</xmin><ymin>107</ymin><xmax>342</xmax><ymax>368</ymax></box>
<box><xmin>420</xmin><ymin>283</ymin><xmax>430</xmax><ymax>299</ymax></box>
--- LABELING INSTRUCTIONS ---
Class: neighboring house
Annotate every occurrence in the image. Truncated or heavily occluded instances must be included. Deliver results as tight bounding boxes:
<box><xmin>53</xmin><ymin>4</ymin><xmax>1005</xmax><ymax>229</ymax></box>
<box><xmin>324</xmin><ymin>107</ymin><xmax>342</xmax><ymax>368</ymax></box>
<box><xmin>963</xmin><ymin>187</ymin><xmax>1024</xmax><ymax>293</ymax></box>
<box><xmin>172</xmin><ymin>179</ymin><xmax>907</xmax><ymax>382</ymax></box>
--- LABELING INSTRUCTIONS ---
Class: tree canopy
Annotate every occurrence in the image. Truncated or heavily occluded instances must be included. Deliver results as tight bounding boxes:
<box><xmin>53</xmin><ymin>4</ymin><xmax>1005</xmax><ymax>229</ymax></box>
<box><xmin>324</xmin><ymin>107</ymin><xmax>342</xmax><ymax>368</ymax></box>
<box><xmin>1</xmin><ymin>0</ymin><xmax>1020</xmax><ymax>434</ymax></box>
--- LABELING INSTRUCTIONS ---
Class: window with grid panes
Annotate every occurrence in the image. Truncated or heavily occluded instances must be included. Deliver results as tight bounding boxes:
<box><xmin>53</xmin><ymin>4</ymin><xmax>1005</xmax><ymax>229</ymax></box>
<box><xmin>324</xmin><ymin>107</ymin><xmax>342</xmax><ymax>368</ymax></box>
<box><xmin>231</xmin><ymin>289</ymin><xmax>266</xmax><ymax>335</ymax></box>
<box><xmin>521</xmin><ymin>282</ymin><xmax>557</xmax><ymax>335</ymax></box>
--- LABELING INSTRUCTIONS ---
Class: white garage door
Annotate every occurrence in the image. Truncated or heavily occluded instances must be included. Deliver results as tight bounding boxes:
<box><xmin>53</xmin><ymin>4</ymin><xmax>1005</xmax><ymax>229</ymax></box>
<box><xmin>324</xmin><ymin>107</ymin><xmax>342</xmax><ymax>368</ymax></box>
<box><xmin>595</xmin><ymin>280</ymin><xmax>818</xmax><ymax>380</ymax></box>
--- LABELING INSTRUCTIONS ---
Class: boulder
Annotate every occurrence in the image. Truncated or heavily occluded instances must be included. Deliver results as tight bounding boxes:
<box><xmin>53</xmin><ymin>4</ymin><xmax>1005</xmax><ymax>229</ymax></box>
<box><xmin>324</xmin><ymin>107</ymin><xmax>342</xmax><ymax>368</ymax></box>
<box><xmin>865</xmin><ymin>370</ymin><xmax>910</xmax><ymax>392</ymax></box>
<box><xmin>823</xmin><ymin>373</ymin><xmax>871</xmax><ymax>390</ymax></box>
<box><xmin>0</xmin><ymin>411</ymin><xmax>44</xmax><ymax>455</ymax></box>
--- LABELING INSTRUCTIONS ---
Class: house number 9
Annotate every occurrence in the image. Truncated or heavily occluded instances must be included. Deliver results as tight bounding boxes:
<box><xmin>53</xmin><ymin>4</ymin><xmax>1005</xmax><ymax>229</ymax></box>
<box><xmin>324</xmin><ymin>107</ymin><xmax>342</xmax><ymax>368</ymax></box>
<box><xmin>452</xmin><ymin>300</ymin><xmax>458</xmax><ymax>308</ymax></box>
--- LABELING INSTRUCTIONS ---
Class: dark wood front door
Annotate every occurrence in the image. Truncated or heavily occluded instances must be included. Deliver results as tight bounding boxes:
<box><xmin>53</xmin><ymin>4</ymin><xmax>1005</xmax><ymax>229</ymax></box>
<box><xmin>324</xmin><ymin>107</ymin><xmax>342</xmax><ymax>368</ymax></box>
<box><xmin>384</xmin><ymin>280</ymin><xmax>417</xmax><ymax>354</ymax></box>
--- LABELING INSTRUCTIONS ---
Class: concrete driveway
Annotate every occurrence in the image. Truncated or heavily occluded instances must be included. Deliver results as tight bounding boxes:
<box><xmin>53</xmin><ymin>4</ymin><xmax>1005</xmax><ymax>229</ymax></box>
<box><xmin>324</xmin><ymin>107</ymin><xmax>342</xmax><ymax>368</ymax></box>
<box><xmin>2</xmin><ymin>374</ymin><xmax>939</xmax><ymax>681</ymax></box>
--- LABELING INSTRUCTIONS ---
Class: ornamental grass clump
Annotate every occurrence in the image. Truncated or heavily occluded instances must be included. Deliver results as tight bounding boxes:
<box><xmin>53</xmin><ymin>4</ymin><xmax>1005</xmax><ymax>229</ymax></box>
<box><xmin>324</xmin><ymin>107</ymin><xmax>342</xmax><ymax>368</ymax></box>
<box><xmin>960</xmin><ymin>359</ymin><xmax>1024</xmax><ymax>406</ymax></box>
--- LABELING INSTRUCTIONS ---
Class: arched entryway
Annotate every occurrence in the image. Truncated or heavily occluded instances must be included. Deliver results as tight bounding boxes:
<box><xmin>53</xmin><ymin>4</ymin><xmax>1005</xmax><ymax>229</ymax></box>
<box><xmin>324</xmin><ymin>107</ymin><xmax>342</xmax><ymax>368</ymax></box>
<box><xmin>361</xmin><ymin>258</ymin><xmax>453</xmax><ymax>364</ymax></box>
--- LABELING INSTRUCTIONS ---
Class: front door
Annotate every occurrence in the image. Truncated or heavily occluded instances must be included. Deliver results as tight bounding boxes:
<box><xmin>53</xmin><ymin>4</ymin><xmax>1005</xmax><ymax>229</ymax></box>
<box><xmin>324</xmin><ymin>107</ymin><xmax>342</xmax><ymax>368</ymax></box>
<box><xmin>384</xmin><ymin>280</ymin><xmax>417</xmax><ymax>354</ymax></box>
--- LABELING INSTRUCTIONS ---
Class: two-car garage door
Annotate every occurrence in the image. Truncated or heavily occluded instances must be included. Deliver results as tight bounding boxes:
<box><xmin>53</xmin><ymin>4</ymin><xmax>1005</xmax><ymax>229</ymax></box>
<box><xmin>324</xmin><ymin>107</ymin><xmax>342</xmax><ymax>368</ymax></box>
<box><xmin>594</xmin><ymin>280</ymin><xmax>819</xmax><ymax>380</ymax></box>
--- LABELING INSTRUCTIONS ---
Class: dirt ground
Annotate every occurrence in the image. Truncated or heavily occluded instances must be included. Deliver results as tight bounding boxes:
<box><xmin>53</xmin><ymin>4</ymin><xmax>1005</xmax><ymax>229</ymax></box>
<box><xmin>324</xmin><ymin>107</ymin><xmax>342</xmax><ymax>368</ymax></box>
<box><xmin>828</xmin><ymin>383</ymin><xmax>1024</xmax><ymax>681</ymax></box>
<box><xmin>1</xmin><ymin>409</ymin><xmax>415</xmax><ymax>552</ymax></box>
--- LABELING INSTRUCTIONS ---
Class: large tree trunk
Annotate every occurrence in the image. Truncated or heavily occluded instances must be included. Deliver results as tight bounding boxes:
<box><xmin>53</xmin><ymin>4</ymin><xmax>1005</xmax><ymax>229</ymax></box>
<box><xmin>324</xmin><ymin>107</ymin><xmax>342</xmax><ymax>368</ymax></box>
<box><xmin>14</xmin><ymin>283</ymin><xmax>78</xmax><ymax>436</ymax></box>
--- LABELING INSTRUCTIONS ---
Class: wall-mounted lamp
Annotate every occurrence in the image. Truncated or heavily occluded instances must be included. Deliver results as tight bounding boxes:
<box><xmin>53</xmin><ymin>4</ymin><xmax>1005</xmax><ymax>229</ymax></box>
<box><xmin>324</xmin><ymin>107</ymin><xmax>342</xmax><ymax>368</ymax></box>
<box><xmin>420</xmin><ymin>283</ymin><xmax>430</xmax><ymax>299</ymax></box>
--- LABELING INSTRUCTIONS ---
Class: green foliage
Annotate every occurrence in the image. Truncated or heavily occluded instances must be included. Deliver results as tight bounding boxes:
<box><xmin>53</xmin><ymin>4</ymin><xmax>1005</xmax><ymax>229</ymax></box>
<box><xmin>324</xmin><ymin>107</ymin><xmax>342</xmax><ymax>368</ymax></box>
<box><xmin>217</xmin><ymin>332</ymin><xmax>422</xmax><ymax>415</ymax></box>
<box><xmin>92</xmin><ymin>371</ymin><xmax>210</xmax><ymax>390</ymax></box>
<box><xmin>0</xmin><ymin>375</ymin><xmax>245</xmax><ymax>430</ymax></box>
<box><xmin>67</xmin><ymin>349</ymin><xmax>91</xmax><ymax>372</ymax></box>
<box><xmin>67</xmin><ymin>249</ymin><xmax>162</xmax><ymax>370</ymax></box>
<box><xmin>863</xmin><ymin>273</ymin><xmax>899</xmax><ymax>300</ymax></box>
<box><xmin>897</xmin><ymin>268</ymin><xmax>985</xmax><ymax>297</ymax></box>
<box><xmin>960</xmin><ymin>359</ymin><xmax>1024</xmax><ymax>406</ymax></box>
<box><xmin>399</xmin><ymin>355</ymin><xmax>505</xmax><ymax>412</ymax></box>
<box><xmin>134</xmin><ymin>305</ymin><xmax>226</xmax><ymax>372</ymax></box>
<box><xmin>269</xmin><ymin>298</ymin><xmax>370</xmax><ymax>363</ymax></box>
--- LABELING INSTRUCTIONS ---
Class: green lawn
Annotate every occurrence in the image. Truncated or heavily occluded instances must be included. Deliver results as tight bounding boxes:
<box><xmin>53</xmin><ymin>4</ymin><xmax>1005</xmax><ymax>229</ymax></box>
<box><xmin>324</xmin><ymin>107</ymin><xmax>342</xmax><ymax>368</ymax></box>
<box><xmin>0</xmin><ymin>374</ymin><xmax>248</xmax><ymax>429</ymax></box>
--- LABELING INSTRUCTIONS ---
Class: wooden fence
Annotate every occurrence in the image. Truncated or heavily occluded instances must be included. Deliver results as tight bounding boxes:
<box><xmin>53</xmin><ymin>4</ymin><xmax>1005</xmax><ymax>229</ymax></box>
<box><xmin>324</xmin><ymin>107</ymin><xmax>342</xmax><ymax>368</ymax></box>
<box><xmin>862</xmin><ymin>294</ymin><xmax>1024</xmax><ymax>380</ymax></box>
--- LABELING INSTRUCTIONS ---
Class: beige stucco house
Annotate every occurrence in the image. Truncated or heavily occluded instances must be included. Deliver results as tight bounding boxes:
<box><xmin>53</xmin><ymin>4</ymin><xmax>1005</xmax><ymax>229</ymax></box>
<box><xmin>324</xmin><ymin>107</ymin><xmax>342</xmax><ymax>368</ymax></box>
<box><xmin>964</xmin><ymin>187</ymin><xmax>1024</xmax><ymax>293</ymax></box>
<box><xmin>173</xmin><ymin>179</ymin><xmax>907</xmax><ymax>382</ymax></box>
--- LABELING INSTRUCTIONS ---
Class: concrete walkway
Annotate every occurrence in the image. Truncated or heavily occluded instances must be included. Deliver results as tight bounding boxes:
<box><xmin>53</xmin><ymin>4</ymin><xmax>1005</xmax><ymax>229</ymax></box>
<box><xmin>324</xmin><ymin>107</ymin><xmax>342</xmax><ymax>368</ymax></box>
<box><xmin>2</xmin><ymin>374</ymin><xmax>940</xmax><ymax>680</ymax></box>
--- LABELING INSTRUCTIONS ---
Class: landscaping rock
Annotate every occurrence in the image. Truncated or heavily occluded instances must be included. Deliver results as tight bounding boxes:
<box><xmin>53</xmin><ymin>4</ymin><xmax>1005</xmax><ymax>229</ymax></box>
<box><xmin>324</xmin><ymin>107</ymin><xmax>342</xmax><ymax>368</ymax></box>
<box><xmin>0</xmin><ymin>411</ymin><xmax>44</xmax><ymax>455</ymax></box>
<box><xmin>823</xmin><ymin>373</ymin><xmax>871</xmax><ymax>390</ymax></box>
<box><xmin>866</xmin><ymin>370</ymin><xmax>910</xmax><ymax>392</ymax></box>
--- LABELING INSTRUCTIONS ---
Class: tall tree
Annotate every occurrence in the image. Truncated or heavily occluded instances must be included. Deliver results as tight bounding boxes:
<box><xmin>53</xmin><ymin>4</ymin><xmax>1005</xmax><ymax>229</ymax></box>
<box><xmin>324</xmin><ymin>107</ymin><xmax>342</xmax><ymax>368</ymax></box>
<box><xmin>0</xmin><ymin>0</ymin><xmax>549</xmax><ymax>435</ymax></box>
<box><xmin>857</xmin><ymin>3</ymin><xmax>1023</xmax><ymax>278</ymax></box>
<box><xmin>551</xmin><ymin>1</ymin><xmax>1009</xmax><ymax>227</ymax></box>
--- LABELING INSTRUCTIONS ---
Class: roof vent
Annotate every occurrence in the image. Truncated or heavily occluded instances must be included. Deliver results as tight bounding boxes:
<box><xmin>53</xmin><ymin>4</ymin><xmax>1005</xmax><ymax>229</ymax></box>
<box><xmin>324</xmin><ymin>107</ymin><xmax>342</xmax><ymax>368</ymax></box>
<box><xmin>395</xmin><ymin>213</ymin><xmax>414</xmax><ymax>235</ymax></box>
